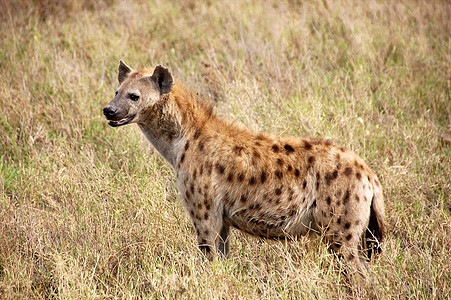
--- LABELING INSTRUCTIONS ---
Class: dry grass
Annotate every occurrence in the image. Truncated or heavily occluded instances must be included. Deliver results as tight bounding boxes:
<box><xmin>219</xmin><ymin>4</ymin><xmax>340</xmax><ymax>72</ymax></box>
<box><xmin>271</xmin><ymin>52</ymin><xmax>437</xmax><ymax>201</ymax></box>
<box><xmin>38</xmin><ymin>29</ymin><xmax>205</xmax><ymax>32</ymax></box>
<box><xmin>0</xmin><ymin>0</ymin><xmax>450</xmax><ymax>298</ymax></box>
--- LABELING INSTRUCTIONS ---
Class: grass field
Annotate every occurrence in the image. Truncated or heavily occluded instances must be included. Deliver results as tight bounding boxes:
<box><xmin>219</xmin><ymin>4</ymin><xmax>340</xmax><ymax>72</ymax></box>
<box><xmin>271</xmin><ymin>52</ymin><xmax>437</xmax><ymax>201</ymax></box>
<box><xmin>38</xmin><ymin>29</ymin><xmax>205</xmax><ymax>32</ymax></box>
<box><xmin>0</xmin><ymin>0</ymin><xmax>450</xmax><ymax>298</ymax></box>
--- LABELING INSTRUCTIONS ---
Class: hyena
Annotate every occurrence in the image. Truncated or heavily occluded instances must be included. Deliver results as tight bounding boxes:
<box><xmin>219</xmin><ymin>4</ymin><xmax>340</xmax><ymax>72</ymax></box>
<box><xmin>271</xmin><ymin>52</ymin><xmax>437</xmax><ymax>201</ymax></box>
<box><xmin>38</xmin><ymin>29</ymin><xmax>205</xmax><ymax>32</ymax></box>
<box><xmin>103</xmin><ymin>61</ymin><xmax>385</xmax><ymax>276</ymax></box>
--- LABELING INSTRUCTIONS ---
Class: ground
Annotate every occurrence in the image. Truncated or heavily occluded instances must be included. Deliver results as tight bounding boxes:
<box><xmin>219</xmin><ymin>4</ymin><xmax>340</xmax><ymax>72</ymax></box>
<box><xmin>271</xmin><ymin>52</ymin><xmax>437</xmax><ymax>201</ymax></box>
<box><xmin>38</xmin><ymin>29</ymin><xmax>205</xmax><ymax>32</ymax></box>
<box><xmin>0</xmin><ymin>0</ymin><xmax>449</xmax><ymax>298</ymax></box>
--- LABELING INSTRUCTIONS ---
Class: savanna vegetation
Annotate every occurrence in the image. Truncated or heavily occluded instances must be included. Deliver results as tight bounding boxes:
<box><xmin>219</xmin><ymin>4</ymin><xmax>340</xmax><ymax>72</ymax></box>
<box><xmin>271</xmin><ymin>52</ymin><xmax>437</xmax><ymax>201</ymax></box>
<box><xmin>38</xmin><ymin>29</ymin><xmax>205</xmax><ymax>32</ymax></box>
<box><xmin>0</xmin><ymin>0</ymin><xmax>449</xmax><ymax>298</ymax></box>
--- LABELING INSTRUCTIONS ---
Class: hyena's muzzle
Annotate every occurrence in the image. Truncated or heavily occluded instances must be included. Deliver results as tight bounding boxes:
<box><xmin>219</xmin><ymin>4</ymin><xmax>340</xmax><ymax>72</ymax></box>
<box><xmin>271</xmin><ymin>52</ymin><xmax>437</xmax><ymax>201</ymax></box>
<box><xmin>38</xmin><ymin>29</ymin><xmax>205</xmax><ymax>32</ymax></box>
<box><xmin>103</xmin><ymin>102</ymin><xmax>135</xmax><ymax>127</ymax></box>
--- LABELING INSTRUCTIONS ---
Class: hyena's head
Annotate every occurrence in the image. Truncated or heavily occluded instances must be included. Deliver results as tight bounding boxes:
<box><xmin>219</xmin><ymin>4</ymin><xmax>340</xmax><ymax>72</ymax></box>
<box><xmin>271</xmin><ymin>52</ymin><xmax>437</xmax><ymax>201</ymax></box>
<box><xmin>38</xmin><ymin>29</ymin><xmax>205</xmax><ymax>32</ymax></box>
<box><xmin>103</xmin><ymin>61</ymin><xmax>174</xmax><ymax>127</ymax></box>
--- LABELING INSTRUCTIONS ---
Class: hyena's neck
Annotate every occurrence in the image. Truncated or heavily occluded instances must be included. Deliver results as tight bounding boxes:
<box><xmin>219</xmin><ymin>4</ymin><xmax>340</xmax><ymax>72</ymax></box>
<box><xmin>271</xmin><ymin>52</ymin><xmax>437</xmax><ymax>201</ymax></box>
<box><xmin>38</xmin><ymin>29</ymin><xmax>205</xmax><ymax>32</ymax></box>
<box><xmin>137</xmin><ymin>91</ymin><xmax>182</xmax><ymax>167</ymax></box>
<box><xmin>138</xmin><ymin>83</ymin><xmax>215</xmax><ymax>169</ymax></box>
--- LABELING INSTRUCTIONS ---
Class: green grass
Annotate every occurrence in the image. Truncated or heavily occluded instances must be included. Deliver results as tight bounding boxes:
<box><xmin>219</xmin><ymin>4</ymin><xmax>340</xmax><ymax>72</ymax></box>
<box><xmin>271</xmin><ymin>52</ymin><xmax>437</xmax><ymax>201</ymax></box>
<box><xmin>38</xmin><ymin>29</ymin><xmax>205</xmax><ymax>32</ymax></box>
<box><xmin>1</xmin><ymin>0</ymin><xmax>450</xmax><ymax>298</ymax></box>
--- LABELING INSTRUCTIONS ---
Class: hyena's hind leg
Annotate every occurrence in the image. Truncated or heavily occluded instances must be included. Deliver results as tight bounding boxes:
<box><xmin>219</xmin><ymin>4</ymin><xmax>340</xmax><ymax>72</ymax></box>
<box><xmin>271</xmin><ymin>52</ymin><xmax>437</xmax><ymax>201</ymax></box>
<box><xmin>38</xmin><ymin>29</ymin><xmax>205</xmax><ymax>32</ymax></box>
<box><xmin>326</xmin><ymin>218</ymin><xmax>370</xmax><ymax>280</ymax></box>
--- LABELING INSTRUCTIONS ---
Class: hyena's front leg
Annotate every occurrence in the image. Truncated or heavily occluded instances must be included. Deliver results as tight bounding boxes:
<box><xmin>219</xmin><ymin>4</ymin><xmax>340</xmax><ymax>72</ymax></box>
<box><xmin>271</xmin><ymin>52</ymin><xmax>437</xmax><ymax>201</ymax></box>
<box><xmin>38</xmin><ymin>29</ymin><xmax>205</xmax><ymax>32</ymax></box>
<box><xmin>218</xmin><ymin>224</ymin><xmax>230</xmax><ymax>258</ymax></box>
<box><xmin>189</xmin><ymin>205</ymin><xmax>226</xmax><ymax>260</ymax></box>
<box><xmin>182</xmin><ymin>172</ymin><xmax>229</xmax><ymax>258</ymax></box>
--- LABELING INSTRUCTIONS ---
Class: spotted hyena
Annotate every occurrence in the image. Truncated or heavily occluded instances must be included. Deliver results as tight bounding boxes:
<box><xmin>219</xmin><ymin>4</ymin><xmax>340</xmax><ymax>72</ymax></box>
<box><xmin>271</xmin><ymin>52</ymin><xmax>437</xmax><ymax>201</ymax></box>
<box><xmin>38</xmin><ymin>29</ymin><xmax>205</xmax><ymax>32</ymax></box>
<box><xmin>103</xmin><ymin>61</ymin><xmax>385</xmax><ymax>276</ymax></box>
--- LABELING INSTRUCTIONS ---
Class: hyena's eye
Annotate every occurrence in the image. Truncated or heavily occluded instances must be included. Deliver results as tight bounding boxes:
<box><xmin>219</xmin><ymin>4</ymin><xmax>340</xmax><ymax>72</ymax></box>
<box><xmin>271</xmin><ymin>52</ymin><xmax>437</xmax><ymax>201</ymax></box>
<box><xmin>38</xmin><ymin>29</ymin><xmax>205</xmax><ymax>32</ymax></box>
<box><xmin>129</xmin><ymin>94</ymin><xmax>139</xmax><ymax>101</ymax></box>
<box><xmin>115</xmin><ymin>91</ymin><xmax>118</xmax><ymax>96</ymax></box>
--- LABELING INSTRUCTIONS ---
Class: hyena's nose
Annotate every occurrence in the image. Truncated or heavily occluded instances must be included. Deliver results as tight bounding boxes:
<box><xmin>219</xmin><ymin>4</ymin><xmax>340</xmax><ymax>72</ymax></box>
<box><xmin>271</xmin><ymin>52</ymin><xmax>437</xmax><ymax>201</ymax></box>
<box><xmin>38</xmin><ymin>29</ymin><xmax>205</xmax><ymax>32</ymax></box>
<box><xmin>103</xmin><ymin>106</ymin><xmax>117</xmax><ymax>118</ymax></box>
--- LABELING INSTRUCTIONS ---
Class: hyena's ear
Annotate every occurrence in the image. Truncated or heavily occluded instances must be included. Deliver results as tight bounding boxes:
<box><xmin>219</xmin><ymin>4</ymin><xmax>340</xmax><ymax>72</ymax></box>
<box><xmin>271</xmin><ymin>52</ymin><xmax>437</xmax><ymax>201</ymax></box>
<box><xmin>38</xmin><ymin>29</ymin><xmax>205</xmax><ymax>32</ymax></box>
<box><xmin>118</xmin><ymin>60</ymin><xmax>133</xmax><ymax>84</ymax></box>
<box><xmin>150</xmin><ymin>65</ymin><xmax>174</xmax><ymax>95</ymax></box>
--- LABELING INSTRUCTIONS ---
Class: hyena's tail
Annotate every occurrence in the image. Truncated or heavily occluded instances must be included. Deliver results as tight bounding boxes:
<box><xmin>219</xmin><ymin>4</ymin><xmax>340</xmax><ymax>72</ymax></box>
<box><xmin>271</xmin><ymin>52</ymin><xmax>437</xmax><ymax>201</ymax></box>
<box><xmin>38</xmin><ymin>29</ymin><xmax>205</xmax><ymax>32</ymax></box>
<box><xmin>365</xmin><ymin>179</ymin><xmax>385</xmax><ymax>259</ymax></box>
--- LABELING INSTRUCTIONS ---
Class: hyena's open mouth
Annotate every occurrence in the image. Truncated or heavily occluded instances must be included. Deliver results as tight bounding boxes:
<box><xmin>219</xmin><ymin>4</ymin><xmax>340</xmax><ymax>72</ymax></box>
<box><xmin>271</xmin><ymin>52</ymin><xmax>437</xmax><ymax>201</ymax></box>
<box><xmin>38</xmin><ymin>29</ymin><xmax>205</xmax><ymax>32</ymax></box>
<box><xmin>107</xmin><ymin>114</ymin><xmax>135</xmax><ymax>127</ymax></box>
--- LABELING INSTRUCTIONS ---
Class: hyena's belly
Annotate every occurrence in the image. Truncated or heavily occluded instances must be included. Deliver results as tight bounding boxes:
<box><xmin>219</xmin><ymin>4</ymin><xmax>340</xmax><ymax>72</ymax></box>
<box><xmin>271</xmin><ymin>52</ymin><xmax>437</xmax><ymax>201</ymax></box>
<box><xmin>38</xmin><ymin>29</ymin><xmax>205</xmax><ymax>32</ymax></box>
<box><xmin>224</xmin><ymin>203</ymin><xmax>315</xmax><ymax>239</ymax></box>
<box><xmin>224</xmin><ymin>211</ymin><xmax>286</xmax><ymax>238</ymax></box>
